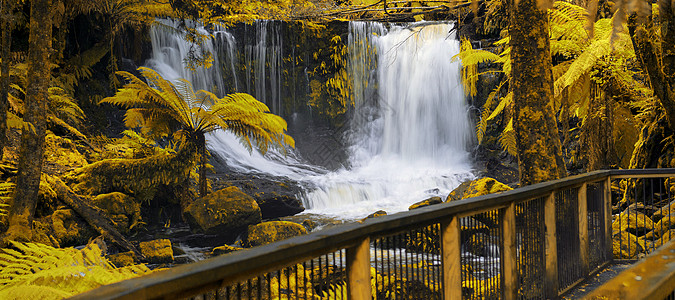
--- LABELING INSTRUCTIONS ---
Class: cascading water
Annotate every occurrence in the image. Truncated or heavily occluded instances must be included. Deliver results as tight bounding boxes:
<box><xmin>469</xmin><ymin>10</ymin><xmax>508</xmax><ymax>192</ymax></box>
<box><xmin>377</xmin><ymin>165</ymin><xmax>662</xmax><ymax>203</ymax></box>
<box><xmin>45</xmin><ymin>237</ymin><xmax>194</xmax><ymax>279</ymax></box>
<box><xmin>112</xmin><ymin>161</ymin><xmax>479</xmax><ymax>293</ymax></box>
<box><xmin>144</xmin><ymin>20</ymin><xmax>474</xmax><ymax>220</ymax></box>
<box><xmin>299</xmin><ymin>22</ymin><xmax>474</xmax><ymax>219</ymax></box>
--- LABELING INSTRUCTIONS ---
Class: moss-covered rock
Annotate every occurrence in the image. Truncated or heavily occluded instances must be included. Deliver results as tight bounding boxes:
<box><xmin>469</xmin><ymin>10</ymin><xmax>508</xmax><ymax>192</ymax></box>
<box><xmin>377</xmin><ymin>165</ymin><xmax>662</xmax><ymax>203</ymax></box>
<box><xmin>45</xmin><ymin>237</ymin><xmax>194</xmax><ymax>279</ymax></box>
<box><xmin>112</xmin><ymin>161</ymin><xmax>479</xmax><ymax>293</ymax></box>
<box><xmin>364</xmin><ymin>210</ymin><xmax>387</xmax><ymax>219</ymax></box>
<box><xmin>652</xmin><ymin>201</ymin><xmax>675</xmax><ymax>223</ymax></box>
<box><xmin>92</xmin><ymin>192</ymin><xmax>142</xmax><ymax>234</ymax></box>
<box><xmin>612</xmin><ymin>209</ymin><xmax>655</xmax><ymax>237</ymax></box>
<box><xmin>211</xmin><ymin>245</ymin><xmax>244</xmax><ymax>256</ymax></box>
<box><xmin>243</xmin><ymin>221</ymin><xmax>307</xmax><ymax>248</ymax></box>
<box><xmin>50</xmin><ymin>208</ymin><xmax>95</xmax><ymax>246</ymax></box>
<box><xmin>184</xmin><ymin>186</ymin><xmax>261</xmax><ymax>241</ymax></box>
<box><xmin>409</xmin><ymin>197</ymin><xmax>443</xmax><ymax>210</ymax></box>
<box><xmin>107</xmin><ymin>251</ymin><xmax>137</xmax><ymax>267</ymax></box>
<box><xmin>613</xmin><ymin>231</ymin><xmax>646</xmax><ymax>259</ymax></box>
<box><xmin>31</xmin><ymin>219</ymin><xmax>59</xmax><ymax>248</ymax></box>
<box><xmin>446</xmin><ymin>177</ymin><xmax>512</xmax><ymax>202</ymax></box>
<box><xmin>139</xmin><ymin>239</ymin><xmax>174</xmax><ymax>264</ymax></box>
<box><xmin>43</xmin><ymin>133</ymin><xmax>88</xmax><ymax>174</ymax></box>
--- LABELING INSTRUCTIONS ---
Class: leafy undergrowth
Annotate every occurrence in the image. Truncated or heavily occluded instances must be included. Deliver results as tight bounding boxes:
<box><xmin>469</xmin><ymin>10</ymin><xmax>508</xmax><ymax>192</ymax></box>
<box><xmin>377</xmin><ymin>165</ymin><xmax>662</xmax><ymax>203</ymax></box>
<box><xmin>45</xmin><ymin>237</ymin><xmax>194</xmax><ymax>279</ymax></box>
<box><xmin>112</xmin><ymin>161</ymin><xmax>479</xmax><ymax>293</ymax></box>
<box><xmin>0</xmin><ymin>241</ymin><xmax>151</xmax><ymax>300</ymax></box>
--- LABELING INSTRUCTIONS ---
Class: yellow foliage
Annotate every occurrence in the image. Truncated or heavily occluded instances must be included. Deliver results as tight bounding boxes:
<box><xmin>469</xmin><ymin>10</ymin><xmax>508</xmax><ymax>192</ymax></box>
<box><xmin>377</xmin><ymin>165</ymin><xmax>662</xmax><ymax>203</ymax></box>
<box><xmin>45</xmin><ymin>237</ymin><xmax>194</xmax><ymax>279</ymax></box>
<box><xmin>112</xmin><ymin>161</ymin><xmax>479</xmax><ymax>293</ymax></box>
<box><xmin>103</xmin><ymin>67</ymin><xmax>294</xmax><ymax>153</ymax></box>
<box><xmin>0</xmin><ymin>241</ymin><xmax>151</xmax><ymax>299</ymax></box>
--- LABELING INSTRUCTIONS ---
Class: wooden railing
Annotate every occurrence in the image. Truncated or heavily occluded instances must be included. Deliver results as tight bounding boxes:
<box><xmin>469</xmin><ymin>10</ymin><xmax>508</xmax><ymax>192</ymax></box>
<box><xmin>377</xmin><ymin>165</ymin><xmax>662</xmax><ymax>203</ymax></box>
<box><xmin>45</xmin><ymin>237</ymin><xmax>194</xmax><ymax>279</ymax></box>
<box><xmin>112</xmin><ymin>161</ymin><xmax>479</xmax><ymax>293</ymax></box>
<box><xmin>69</xmin><ymin>169</ymin><xmax>675</xmax><ymax>300</ymax></box>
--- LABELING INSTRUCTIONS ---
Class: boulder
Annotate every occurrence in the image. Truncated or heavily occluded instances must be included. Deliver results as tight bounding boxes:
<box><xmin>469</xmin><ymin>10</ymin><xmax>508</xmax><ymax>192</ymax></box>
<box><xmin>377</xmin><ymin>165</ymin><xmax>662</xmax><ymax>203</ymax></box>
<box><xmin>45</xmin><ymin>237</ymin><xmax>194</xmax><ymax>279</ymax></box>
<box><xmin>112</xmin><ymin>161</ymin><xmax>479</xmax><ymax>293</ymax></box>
<box><xmin>409</xmin><ymin>197</ymin><xmax>443</xmax><ymax>210</ymax></box>
<box><xmin>652</xmin><ymin>213</ymin><xmax>675</xmax><ymax>237</ymax></box>
<box><xmin>447</xmin><ymin>177</ymin><xmax>512</xmax><ymax>202</ymax></box>
<box><xmin>184</xmin><ymin>186</ymin><xmax>261</xmax><ymax>242</ymax></box>
<box><xmin>92</xmin><ymin>192</ymin><xmax>142</xmax><ymax>234</ymax></box>
<box><xmin>107</xmin><ymin>251</ymin><xmax>136</xmax><ymax>267</ymax></box>
<box><xmin>212</xmin><ymin>176</ymin><xmax>304</xmax><ymax>219</ymax></box>
<box><xmin>613</xmin><ymin>231</ymin><xmax>646</xmax><ymax>259</ymax></box>
<box><xmin>612</xmin><ymin>209</ymin><xmax>655</xmax><ymax>237</ymax></box>
<box><xmin>254</xmin><ymin>191</ymin><xmax>305</xmax><ymax>219</ymax></box>
<box><xmin>139</xmin><ymin>239</ymin><xmax>174</xmax><ymax>264</ymax></box>
<box><xmin>243</xmin><ymin>221</ymin><xmax>307</xmax><ymax>248</ymax></box>
<box><xmin>361</xmin><ymin>210</ymin><xmax>387</xmax><ymax>222</ymax></box>
<box><xmin>211</xmin><ymin>245</ymin><xmax>244</xmax><ymax>256</ymax></box>
<box><xmin>50</xmin><ymin>208</ymin><xmax>96</xmax><ymax>247</ymax></box>
<box><xmin>652</xmin><ymin>201</ymin><xmax>675</xmax><ymax>222</ymax></box>
<box><xmin>640</xmin><ymin>229</ymin><xmax>675</xmax><ymax>250</ymax></box>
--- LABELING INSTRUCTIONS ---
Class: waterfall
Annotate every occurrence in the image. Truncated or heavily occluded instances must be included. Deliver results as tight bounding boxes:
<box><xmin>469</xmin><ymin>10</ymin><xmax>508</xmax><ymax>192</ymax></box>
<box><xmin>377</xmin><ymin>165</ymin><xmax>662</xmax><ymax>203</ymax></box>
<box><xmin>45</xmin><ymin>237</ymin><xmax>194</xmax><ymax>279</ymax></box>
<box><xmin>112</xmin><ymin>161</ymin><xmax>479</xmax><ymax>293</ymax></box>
<box><xmin>299</xmin><ymin>22</ymin><xmax>474</xmax><ymax>218</ymax></box>
<box><xmin>144</xmin><ymin>20</ymin><xmax>474</xmax><ymax>220</ymax></box>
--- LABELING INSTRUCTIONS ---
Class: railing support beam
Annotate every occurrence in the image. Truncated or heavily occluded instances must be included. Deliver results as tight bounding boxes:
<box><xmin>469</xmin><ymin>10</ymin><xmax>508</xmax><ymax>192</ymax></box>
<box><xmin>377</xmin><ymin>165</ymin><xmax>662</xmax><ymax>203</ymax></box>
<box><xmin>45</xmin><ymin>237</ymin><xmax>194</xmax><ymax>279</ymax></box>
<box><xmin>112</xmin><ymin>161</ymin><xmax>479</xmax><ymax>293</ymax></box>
<box><xmin>347</xmin><ymin>237</ymin><xmax>371</xmax><ymax>300</ymax></box>
<box><xmin>441</xmin><ymin>216</ymin><xmax>461</xmax><ymax>300</ymax></box>
<box><xmin>604</xmin><ymin>177</ymin><xmax>613</xmax><ymax>261</ymax></box>
<box><xmin>501</xmin><ymin>203</ymin><xmax>517</xmax><ymax>300</ymax></box>
<box><xmin>545</xmin><ymin>191</ymin><xmax>559</xmax><ymax>298</ymax></box>
<box><xmin>578</xmin><ymin>183</ymin><xmax>590</xmax><ymax>275</ymax></box>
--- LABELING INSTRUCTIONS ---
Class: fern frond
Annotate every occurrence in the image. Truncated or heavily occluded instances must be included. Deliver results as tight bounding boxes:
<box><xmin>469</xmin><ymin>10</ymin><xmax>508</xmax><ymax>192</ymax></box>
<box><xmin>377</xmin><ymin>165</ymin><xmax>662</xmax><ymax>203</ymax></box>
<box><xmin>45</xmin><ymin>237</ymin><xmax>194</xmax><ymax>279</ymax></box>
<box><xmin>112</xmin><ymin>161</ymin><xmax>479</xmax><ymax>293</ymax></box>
<box><xmin>499</xmin><ymin>119</ymin><xmax>518</xmax><ymax>156</ymax></box>
<box><xmin>487</xmin><ymin>92</ymin><xmax>513</xmax><ymax>121</ymax></box>
<box><xmin>0</xmin><ymin>241</ymin><xmax>151</xmax><ymax>298</ymax></box>
<box><xmin>476</xmin><ymin>80</ymin><xmax>507</xmax><ymax>143</ymax></box>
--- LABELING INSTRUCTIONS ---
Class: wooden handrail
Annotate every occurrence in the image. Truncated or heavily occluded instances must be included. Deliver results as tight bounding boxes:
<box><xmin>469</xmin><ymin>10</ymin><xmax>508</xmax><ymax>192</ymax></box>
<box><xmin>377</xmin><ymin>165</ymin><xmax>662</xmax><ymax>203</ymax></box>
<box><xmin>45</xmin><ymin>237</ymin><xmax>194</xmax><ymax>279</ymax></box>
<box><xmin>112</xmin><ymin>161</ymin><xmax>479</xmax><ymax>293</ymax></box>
<box><xmin>585</xmin><ymin>239</ymin><xmax>675</xmax><ymax>299</ymax></box>
<box><xmin>69</xmin><ymin>169</ymin><xmax>675</xmax><ymax>300</ymax></box>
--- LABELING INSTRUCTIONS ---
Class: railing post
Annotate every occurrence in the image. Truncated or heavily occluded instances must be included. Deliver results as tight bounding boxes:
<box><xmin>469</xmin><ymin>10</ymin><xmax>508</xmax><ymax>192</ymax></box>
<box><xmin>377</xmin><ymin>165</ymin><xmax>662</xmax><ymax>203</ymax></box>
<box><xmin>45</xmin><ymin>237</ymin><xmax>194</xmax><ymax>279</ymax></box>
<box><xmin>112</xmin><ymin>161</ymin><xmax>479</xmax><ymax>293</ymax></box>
<box><xmin>578</xmin><ymin>183</ymin><xmax>589</xmax><ymax>275</ymax></box>
<box><xmin>500</xmin><ymin>203</ymin><xmax>517</xmax><ymax>300</ymax></box>
<box><xmin>441</xmin><ymin>216</ymin><xmax>461</xmax><ymax>300</ymax></box>
<box><xmin>347</xmin><ymin>237</ymin><xmax>371</xmax><ymax>300</ymax></box>
<box><xmin>604</xmin><ymin>177</ymin><xmax>613</xmax><ymax>261</ymax></box>
<box><xmin>545</xmin><ymin>191</ymin><xmax>559</xmax><ymax>298</ymax></box>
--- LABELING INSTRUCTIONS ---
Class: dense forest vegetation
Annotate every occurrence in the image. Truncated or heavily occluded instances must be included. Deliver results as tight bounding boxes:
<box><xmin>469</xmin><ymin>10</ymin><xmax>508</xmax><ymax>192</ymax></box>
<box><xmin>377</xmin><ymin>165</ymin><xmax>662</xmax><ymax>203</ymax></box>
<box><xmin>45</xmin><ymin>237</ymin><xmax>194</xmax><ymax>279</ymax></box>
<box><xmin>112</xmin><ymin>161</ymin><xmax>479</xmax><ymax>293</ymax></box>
<box><xmin>0</xmin><ymin>0</ymin><xmax>672</xmax><ymax>297</ymax></box>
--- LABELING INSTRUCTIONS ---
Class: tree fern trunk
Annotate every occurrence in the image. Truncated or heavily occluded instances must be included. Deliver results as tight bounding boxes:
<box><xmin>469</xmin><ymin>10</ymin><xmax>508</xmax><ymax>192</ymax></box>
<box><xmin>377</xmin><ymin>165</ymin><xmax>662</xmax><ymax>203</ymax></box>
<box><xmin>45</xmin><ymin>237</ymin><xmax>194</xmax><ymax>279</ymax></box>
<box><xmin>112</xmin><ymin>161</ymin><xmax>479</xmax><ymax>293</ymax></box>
<box><xmin>198</xmin><ymin>132</ymin><xmax>207</xmax><ymax>197</ymax></box>
<box><xmin>510</xmin><ymin>0</ymin><xmax>566</xmax><ymax>187</ymax></box>
<box><xmin>0</xmin><ymin>0</ymin><xmax>14</xmax><ymax>161</ymax></box>
<box><xmin>5</xmin><ymin>0</ymin><xmax>52</xmax><ymax>242</ymax></box>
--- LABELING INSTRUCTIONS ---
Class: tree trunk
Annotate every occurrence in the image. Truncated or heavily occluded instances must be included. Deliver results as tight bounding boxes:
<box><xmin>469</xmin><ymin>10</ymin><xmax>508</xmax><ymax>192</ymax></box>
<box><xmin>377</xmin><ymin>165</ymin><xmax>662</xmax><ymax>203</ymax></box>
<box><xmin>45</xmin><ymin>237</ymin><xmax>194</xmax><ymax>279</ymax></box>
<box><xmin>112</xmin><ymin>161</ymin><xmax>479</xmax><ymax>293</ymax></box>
<box><xmin>5</xmin><ymin>0</ymin><xmax>52</xmax><ymax>242</ymax></box>
<box><xmin>510</xmin><ymin>0</ymin><xmax>566</xmax><ymax>186</ymax></box>
<box><xmin>47</xmin><ymin>176</ymin><xmax>142</xmax><ymax>258</ymax></box>
<box><xmin>628</xmin><ymin>0</ymin><xmax>675</xmax><ymax>133</ymax></box>
<box><xmin>0</xmin><ymin>0</ymin><xmax>14</xmax><ymax>161</ymax></box>
<box><xmin>198</xmin><ymin>132</ymin><xmax>207</xmax><ymax>197</ymax></box>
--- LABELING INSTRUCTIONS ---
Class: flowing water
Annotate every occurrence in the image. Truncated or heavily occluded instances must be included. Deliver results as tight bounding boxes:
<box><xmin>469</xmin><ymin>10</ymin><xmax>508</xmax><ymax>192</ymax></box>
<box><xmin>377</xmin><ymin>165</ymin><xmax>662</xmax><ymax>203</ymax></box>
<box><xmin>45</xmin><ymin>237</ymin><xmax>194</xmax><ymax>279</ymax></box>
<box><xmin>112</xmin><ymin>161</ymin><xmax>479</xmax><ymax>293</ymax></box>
<box><xmin>145</xmin><ymin>20</ymin><xmax>474</xmax><ymax>221</ymax></box>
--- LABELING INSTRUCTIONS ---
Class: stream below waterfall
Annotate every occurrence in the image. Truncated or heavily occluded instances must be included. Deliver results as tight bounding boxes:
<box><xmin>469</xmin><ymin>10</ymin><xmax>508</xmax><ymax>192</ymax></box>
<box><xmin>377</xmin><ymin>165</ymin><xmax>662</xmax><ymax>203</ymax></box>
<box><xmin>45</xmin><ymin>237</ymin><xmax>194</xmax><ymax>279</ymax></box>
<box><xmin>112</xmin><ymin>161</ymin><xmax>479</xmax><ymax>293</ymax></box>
<box><xmin>145</xmin><ymin>19</ymin><xmax>475</xmax><ymax>222</ymax></box>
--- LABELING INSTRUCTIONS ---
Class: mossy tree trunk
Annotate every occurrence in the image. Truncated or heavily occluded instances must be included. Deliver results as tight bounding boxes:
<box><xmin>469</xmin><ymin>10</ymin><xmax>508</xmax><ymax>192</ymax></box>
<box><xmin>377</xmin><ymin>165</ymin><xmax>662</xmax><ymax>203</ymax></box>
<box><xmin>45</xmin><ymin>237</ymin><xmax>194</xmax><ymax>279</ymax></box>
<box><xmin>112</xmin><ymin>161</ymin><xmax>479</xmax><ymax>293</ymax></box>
<box><xmin>509</xmin><ymin>0</ymin><xmax>566</xmax><ymax>186</ymax></box>
<box><xmin>0</xmin><ymin>0</ymin><xmax>15</xmax><ymax>161</ymax></box>
<box><xmin>627</xmin><ymin>0</ymin><xmax>675</xmax><ymax>168</ymax></box>
<box><xmin>5</xmin><ymin>0</ymin><xmax>52</xmax><ymax>242</ymax></box>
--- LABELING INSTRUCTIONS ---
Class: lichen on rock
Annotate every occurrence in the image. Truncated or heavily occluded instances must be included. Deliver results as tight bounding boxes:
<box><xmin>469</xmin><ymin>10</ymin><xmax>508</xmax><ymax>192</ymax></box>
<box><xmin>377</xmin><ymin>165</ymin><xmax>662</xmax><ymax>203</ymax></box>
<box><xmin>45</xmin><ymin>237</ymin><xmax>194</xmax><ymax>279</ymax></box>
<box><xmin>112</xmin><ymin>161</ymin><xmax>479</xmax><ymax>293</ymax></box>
<box><xmin>243</xmin><ymin>221</ymin><xmax>307</xmax><ymax>248</ymax></box>
<box><xmin>446</xmin><ymin>177</ymin><xmax>512</xmax><ymax>202</ymax></box>
<box><xmin>184</xmin><ymin>186</ymin><xmax>261</xmax><ymax>242</ymax></box>
<box><xmin>139</xmin><ymin>239</ymin><xmax>174</xmax><ymax>264</ymax></box>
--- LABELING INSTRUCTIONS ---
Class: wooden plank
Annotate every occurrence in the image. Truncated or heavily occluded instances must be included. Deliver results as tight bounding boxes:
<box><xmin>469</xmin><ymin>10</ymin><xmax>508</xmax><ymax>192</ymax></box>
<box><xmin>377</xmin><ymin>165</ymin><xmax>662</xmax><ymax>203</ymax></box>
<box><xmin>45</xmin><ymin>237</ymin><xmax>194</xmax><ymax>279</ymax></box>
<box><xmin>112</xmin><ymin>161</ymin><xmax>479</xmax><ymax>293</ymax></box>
<box><xmin>441</xmin><ymin>216</ymin><xmax>462</xmax><ymax>300</ymax></box>
<box><xmin>500</xmin><ymin>203</ymin><xmax>517</xmax><ymax>300</ymax></box>
<box><xmin>608</xmin><ymin>174</ymin><xmax>675</xmax><ymax>179</ymax></box>
<box><xmin>578</xmin><ymin>183</ymin><xmax>590</xmax><ymax>275</ymax></box>
<box><xmin>347</xmin><ymin>237</ymin><xmax>371</xmax><ymax>300</ymax></box>
<box><xmin>586</xmin><ymin>239</ymin><xmax>675</xmax><ymax>299</ymax></box>
<box><xmin>605</xmin><ymin>177</ymin><xmax>614</xmax><ymax>261</ymax></box>
<box><xmin>544</xmin><ymin>191</ymin><xmax>559</xmax><ymax>298</ymax></box>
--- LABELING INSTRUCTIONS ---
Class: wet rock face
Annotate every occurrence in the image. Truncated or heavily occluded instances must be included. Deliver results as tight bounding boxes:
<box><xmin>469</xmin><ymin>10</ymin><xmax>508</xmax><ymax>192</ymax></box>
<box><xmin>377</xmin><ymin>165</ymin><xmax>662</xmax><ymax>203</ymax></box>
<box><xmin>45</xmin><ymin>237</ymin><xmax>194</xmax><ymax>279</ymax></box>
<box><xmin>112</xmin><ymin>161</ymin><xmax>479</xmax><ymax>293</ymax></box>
<box><xmin>243</xmin><ymin>221</ymin><xmax>307</xmax><ymax>248</ymax></box>
<box><xmin>211</xmin><ymin>175</ymin><xmax>304</xmax><ymax>220</ymax></box>
<box><xmin>184</xmin><ymin>186</ymin><xmax>262</xmax><ymax>242</ymax></box>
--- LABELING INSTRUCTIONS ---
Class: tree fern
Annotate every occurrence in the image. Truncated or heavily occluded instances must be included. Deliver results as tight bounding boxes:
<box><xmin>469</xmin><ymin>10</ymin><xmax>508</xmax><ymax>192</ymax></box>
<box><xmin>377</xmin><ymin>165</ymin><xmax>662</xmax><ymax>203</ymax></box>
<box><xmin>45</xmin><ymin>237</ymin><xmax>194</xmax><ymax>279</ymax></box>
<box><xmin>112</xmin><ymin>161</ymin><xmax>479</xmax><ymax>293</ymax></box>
<box><xmin>103</xmin><ymin>67</ymin><xmax>294</xmax><ymax>196</ymax></box>
<box><xmin>0</xmin><ymin>241</ymin><xmax>151</xmax><ymax>300</ymax></box>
